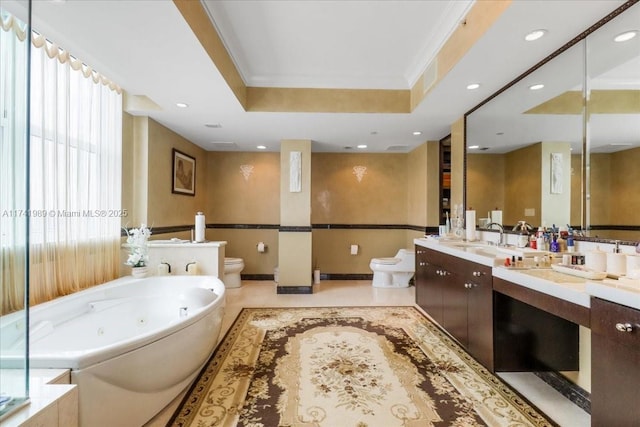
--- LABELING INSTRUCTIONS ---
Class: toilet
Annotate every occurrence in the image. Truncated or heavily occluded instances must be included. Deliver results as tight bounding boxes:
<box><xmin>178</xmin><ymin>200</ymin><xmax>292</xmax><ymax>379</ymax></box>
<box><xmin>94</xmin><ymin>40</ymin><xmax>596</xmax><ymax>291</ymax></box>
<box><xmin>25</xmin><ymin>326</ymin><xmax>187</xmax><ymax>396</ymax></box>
<box><xmin>369</xmin><ymin>249</ymin><xmax>415</xmax><ymax>288</ymax></box>
<box><xmin>223</xmin><ymin>257</ymin><xmax>245</xmax><ymax>288</ymax></box>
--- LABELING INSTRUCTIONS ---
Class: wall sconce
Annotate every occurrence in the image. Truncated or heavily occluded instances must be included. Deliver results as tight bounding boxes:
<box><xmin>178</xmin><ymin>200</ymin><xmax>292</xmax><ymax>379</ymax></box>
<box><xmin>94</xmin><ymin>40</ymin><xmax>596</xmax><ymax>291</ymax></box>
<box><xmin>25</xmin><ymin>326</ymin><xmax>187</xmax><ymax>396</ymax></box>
<box><xmin>353</xmin><ymin>165</ymin><xmax>367</xmax><ymax>182</ymax></box>
<box><xmin>240</xmin><ymin>164</ymin><xmax>254</xmax><ymax>181</ymax></box>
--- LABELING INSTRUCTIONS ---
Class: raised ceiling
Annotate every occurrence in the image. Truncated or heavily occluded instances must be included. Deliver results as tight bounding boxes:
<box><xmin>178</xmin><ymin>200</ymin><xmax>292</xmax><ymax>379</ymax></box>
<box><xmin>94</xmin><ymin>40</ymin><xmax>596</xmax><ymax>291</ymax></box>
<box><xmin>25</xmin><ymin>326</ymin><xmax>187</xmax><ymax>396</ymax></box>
<box><xmin>6</xmin><ymin>0</ymin><xmax>628</xmax><ymax>152</ymax></box>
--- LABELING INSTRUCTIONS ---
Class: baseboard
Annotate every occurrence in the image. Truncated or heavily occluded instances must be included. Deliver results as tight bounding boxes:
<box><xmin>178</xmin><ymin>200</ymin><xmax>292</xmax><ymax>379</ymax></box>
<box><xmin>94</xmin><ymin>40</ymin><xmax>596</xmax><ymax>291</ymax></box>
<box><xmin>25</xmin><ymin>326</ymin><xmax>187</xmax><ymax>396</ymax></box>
<box><xmin>276</xmin><ymin>286</ymin><xmax>314</xmax><ymax>294</ymax></box>
<box><xmin>534</xmin><ymin>371</ymin><xmax>591</xmax><ymax>414</ymax></box>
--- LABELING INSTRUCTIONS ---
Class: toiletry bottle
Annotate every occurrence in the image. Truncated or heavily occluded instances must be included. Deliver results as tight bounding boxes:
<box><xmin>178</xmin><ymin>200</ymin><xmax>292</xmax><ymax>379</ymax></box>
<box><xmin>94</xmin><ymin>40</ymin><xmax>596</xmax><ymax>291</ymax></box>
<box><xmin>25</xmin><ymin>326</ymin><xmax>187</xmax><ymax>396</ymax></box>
<box><xmin>550</xmin><ymin>235</ymin><xmax>560</xmax><ymax>253</ymax></box>
<box><xmin>445</xmin><ymin>212</ymin><xmax>450</xmax><ymax>235</ymax></box>
<box><xmin>557</xmin><ymin>234</ymin><xmax>566</xmax><ymax>252</ymax></box>
<box><xmin>566</xmin><ymin>228</ymin><xmax>575</xmax><ymax>253</ymax></box>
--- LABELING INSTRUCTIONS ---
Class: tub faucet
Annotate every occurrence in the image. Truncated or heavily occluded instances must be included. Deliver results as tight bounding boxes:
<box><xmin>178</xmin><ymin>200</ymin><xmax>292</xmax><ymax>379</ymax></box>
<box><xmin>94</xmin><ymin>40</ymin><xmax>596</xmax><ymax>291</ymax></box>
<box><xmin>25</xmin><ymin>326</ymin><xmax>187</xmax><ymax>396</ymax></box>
<box><xmin>487</xmin><ymin>222</ymin><xmax>505</xmax><ymax>246</ymax></box>
<box><xmin>161</xmin><ymin>261</ymin><xmax>171</xmax><ymax>273</ymax></box>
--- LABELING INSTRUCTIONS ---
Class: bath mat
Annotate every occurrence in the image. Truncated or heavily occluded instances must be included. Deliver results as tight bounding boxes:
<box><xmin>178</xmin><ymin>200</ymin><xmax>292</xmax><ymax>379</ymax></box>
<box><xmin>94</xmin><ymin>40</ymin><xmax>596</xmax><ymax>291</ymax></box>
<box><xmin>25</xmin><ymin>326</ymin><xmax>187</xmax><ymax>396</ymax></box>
<box><xmin>168</xmin><ymin>306</ymin><xmax>554</xmax><ymax>426</ymax></box>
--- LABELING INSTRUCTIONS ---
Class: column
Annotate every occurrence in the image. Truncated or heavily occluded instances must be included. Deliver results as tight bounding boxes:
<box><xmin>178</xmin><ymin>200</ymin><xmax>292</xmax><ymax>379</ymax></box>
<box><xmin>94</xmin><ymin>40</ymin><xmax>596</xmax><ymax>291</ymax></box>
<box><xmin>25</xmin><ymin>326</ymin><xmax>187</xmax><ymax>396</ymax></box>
<box><xmin>278</xmin><ymin>140</ymin><xmax>313</xmax><ymax>293</ymax></box>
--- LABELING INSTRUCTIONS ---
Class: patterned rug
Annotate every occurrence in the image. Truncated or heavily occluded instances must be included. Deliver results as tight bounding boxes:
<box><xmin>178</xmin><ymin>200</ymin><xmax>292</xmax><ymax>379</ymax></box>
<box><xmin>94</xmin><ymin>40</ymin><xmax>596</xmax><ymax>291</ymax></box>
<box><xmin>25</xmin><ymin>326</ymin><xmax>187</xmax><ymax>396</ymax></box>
<box><xmin>168</xmin><ymin>306</ymin><xmax>554</xmax><ymax>427</ymax></box>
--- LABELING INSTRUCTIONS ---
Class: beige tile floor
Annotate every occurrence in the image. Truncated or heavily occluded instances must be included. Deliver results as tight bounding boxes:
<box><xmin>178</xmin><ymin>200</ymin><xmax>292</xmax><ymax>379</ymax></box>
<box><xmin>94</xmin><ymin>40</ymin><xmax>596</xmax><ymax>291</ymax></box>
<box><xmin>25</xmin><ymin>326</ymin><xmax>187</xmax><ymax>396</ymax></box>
<box><xmin>148</xmin><ymin>280</ymin><xmax>589</xmax><ymax>427</ymax></box>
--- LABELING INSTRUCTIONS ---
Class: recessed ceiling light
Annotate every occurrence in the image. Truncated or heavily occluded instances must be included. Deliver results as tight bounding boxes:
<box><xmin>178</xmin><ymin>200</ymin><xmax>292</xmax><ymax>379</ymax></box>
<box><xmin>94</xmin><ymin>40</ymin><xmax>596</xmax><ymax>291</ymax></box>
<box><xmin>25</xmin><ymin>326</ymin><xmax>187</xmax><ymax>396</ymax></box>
<box><xmin>176</xmin><ymin>102</ymin><xmax>188</xmax><ymax>108</ymax></box>
<box><xmin>614</xmin><ymin>30</ymin><xmax>638</xmax><ymax>42</ymax></box>
<box><xmin>525</xmin><ymin>29</ymin><xmax>547</xmax><ymax>41</ymax></box>
<box><xmin>468</xmin><ymin>145</ymin><xmax>480</xmax><ymax>149</ymax></box>
<box><xmin>496</xmin><ymin>132</ymin><xmax>504</xmax><ymax>136</ymax></box>
<box><xmin>357</xmin><ymin>144</ymin><xmax>367</xmax><ymax>149</ymax></box>
<box><xmin>256</xmin><ymin>145</ymin><xmax>266</xmax><ymax>150</ymax></box>
<box><xmin>529</xmin><ymin>84</ymin><xmax>545</xmax><ymax>91</ymax></box>
<box><xmin>412</xmin><ymin>131</ymin><xmax>422</xmax><ymax>136</ymax></box>
<box><xmin>466</xmin><ymin>83</ymin><xmax>480</xmax><ymax>90</ymax></box>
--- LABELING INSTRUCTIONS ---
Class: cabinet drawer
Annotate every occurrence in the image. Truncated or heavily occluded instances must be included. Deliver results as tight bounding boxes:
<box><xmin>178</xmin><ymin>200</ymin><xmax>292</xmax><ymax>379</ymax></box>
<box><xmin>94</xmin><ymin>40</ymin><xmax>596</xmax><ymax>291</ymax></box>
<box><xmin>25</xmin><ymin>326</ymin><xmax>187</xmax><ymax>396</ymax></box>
<box><xmin>591</xmin><ymin>297</ymin><xmax>640</xmax><ymax>348</ymax></box>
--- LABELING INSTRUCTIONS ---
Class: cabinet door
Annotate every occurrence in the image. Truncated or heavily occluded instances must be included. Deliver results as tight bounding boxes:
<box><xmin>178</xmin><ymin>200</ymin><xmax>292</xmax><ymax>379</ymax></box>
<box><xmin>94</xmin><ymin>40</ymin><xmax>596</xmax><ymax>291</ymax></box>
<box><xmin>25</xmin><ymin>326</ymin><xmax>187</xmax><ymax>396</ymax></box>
<box><xmin>464</xmin><ymin>263</ymin><xmax>494</xmax><ymax>371</ymax></box>
<box><xmin>415</xmin><ymin>247</ymin><xmax>444</xmax><ymax>326</ymax></box>
<box><xmin>591</xmin><ymin>297</ymin><xmax>640</xmax><ymax>426</ymax></box>
<box><xmin>415</xmin><ymin>247</ymin><xmax>430</xmax><ymax>310</ymax></box>
<box><xmin>442</xmin><ymin>268</ymin><xmax>467</xmax><ymax>347</ymax></box>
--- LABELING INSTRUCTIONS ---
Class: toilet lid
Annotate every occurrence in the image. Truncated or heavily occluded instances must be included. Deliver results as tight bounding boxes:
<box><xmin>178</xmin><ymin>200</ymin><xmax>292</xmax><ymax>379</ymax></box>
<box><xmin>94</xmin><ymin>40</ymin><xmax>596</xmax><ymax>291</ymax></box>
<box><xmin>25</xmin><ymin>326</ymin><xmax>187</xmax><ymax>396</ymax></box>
<box><xmin>225</xmin><ymin>257</ymin><xmax>243</xmax><ymax>265</ymax></box>
<box><xmin>372</xmin><ymin>257</ymin><xmax>400</xmax><ymax>265</ymax></box>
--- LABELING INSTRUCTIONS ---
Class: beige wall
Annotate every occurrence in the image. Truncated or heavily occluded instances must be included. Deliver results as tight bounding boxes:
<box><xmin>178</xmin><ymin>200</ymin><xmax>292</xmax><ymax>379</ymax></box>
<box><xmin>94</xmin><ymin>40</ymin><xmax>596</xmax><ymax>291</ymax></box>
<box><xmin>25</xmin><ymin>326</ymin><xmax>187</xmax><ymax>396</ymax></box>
<box><xmin>206</xmin><ymin>152</ymin><xmax>280</xmax><ymax>223</ymax></box>
<box><xmin>147</xmin><ymin>119</ymin><xmax>208</xmax><ymax>227</ymax></box>
<box><xmin>591</xmin><ymin>147</ymin><xmax>639</xmax><ymax>226</ymax></box>
<box><xmin>407</xmin><ymin>141</ymin><xmax>440</xmax><ymax>228</ymax></box>
<box><xmin>310</xmin><ymin>152</ymin><xmax>413</xmax><ymax>275</ymax></box>
<box><xmin>504</xmin><ymin>144</ymin><xmax>541</xmax><ymax>226</ymax></box>
<box><xmin>610</xmin><ymin>147</ymin><xmax>640</xmax><ymax>225</ymax></box>
<box><xmin>467</xmin><ymin>153</ymin><xmax>505</xmax><ymax>219</ymax></box>
<box><xmin>311</xmin><ymin>153</ymin><xmax>408</xmax><ymax>224</ymax></box>
<box><xmin>590</xmin><ymin>153</ymin><xmax>612</xmax><ymax>226</ymax></box>
<box><xmin>571</xmin><ymin>154</ymin><xmax>582</xmax><ymax>227</ymax></box>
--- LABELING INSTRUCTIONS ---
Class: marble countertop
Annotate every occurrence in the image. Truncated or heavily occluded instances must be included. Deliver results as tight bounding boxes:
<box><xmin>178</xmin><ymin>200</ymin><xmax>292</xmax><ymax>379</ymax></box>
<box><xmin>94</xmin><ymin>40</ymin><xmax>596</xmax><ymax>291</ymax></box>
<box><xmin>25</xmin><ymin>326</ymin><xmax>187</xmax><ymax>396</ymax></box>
<box><xmin>146</xmin><ymin>239</ymin><xmax>227</xmax><ymax>247</ymax></box>
<box><xmin>415</xmin><ymin>237</ymin><xmax>640</xmax><ymax>311</ymax></box>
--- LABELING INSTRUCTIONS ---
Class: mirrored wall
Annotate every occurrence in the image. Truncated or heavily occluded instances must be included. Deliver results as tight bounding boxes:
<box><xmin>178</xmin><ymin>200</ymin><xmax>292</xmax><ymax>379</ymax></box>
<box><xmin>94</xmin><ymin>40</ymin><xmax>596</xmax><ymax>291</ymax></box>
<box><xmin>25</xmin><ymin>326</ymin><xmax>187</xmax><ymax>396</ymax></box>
<box><xmin>0</xmin><ymin>0</ymin><xmax>31</xmax><ymax>419</ymax></box>
<box><xmin>466</xmin><ymin>2</ymin><xmax>639</xmax><ymax>241</ymax></box>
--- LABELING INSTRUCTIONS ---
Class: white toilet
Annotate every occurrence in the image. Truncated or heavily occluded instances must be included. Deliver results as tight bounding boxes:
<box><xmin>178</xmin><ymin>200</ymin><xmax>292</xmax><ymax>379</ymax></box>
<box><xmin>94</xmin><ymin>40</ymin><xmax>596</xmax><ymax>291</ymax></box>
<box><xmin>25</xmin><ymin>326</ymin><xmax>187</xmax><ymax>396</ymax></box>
<box><xmin>369</xmin><ymin>249</ymin><xmax>415</xmax><ymax>288</ymax></box>
<box><xmin>223</xmin><ymin>257</ymin><xmax>245</xmax><ymax>288</ymax></box>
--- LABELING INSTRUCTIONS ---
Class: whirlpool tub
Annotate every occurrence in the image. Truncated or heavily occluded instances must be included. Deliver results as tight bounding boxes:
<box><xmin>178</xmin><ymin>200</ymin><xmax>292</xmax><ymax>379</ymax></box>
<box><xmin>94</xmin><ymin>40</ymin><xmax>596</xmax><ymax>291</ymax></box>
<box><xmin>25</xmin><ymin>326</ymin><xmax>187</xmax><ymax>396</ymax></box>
<box><xmin>0</xmin><ymin>275</ymin><xmax>226</xmax><ymax>427</ymax></box>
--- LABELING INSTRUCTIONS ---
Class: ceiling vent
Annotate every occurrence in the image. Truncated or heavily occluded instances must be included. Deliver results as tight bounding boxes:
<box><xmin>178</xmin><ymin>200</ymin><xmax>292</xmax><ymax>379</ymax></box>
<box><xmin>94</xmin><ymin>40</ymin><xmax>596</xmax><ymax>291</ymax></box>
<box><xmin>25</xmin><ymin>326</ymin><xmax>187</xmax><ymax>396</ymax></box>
<box><xmin>422</xmin><ymin>59</ymin><xmax>438</xmax><ymax>94</ymax></box>
<box><xmin>209</xmin><ymin>142</ymin><xmax>237</xmax><ymax>150</ymax></box>
<box><xmin>386</xmin><ymin>145</ymin><xmax>409</xmax><ymax>151</ymax></box>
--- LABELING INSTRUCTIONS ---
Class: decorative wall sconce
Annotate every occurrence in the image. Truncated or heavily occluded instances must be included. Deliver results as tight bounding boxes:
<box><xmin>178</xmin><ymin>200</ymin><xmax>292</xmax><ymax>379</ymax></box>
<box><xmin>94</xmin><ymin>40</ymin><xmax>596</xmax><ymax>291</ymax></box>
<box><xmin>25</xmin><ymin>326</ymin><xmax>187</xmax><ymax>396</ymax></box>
<box><xmin>353</xmin><ymin>165</ymin><xmax>367</xmax><ymax>183</ymax></box>
<box><xmin>240</xmin><ymin>164</ymin><xmax>254</xmax><ymax>181</ymax></box>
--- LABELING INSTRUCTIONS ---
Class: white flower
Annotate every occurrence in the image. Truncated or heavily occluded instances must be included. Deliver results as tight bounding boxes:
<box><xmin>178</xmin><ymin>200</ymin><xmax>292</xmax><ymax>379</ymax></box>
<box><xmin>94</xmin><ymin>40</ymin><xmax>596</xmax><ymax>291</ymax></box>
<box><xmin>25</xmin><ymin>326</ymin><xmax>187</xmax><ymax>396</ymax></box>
<box><xmin>124</xmin><ymin>224</ymin><xmax>152</xmax><ymax>267</ymax></box>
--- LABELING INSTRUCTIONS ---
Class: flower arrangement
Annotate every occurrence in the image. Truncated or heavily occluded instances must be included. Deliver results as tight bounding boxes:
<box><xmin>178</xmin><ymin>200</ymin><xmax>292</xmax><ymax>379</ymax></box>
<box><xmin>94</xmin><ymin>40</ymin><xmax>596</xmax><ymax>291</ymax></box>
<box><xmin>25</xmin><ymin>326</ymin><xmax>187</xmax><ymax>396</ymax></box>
<box><xmin>124</xmin><ymin>223</ymin><xmax>152</xmax><ymax>267</ymax></box>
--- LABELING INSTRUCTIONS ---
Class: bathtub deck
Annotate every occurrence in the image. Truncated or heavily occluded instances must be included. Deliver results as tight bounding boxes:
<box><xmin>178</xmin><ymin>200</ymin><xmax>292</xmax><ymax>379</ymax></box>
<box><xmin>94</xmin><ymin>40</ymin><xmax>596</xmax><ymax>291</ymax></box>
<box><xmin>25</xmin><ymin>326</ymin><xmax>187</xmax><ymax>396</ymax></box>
<box><xmin>0</xmin><ymin>368</ymin><xmax>78</xmax><ymax>427</ymax></box>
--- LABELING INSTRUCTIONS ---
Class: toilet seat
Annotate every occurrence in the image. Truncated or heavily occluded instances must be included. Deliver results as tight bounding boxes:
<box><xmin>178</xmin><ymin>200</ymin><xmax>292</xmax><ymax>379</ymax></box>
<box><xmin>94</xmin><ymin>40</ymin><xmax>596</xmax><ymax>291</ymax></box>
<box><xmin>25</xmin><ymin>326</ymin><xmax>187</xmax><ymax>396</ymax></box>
<box><xmin>371</xmin><ymin>257</ymin><xmax>400</xmax><ymax>265</ymax></box>
<box><xmin>225</xmin><ymin>257</ymin><xmax>243</xmax><ymax>265</ymax></box>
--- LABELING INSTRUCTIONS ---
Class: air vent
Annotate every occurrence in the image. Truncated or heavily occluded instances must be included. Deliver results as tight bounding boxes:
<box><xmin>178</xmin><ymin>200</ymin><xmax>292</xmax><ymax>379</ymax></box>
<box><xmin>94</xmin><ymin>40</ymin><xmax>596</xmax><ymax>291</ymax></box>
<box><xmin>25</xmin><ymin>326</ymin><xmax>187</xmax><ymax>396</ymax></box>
<box><xmin>209</xmin><ymin>142</ymin><xmax>237</xmax><ymax>150</ymax></box>
<box><xmin>386</xmin><ymin>145</ymin><xmax>409</xmax><ymax>151</ymax></box>
<box><xmin>422</xmin><ymin>59</ymin><xmax>438</xmax><ymax>94</ymax></box>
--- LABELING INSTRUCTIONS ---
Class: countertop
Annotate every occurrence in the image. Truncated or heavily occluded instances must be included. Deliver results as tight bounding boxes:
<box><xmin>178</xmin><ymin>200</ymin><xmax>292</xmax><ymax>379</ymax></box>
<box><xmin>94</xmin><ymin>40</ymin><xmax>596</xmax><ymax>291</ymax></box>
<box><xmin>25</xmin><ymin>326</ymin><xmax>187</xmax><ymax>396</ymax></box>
<box><xmin>415</xmin><ymin>237</ymin><xmax>640</xmax><ymax>311</ymax></box>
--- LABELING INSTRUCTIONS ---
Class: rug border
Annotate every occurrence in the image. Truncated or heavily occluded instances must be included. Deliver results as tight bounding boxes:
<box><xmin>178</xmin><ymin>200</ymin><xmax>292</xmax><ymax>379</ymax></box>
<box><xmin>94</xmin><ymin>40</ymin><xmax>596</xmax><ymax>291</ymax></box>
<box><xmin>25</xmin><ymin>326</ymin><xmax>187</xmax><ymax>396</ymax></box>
<box><xmin>167</xmin><ymin>305</ymin><xmax>559</xmax><ymax>427</ymax></box>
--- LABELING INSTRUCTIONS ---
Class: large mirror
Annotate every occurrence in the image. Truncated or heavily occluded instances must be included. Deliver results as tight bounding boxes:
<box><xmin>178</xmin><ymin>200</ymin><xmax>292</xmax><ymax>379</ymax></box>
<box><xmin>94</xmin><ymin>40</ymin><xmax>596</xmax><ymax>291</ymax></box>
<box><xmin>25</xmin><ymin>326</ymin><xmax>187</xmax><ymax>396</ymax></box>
<box><xmin>466</xmin><ymin>2</ymin><xmax>639</xmax><ymax>241</ymax></box>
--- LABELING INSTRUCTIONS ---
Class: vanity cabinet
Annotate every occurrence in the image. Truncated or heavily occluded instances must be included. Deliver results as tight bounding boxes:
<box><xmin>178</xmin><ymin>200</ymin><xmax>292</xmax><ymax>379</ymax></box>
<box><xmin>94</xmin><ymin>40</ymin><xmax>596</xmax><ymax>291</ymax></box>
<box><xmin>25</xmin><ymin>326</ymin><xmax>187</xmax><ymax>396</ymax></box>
<box><xmin>591</xmin><ymin>297</ymin><xmax>640</xmax><ymax>426</ymax></box>
<box><xmin>414</xmin><ymin>246</ymin><xmax>494</xmax><ymax>370</ymax></box>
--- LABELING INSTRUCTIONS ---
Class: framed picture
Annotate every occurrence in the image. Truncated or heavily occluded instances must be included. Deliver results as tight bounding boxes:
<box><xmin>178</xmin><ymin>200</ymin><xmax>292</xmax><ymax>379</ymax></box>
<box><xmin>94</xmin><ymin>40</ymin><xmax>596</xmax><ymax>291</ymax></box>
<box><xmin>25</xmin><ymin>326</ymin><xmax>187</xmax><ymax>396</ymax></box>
<box><xmin>172</xmin><ymin>149</ymin><xmax>196</xmax><ymax>196</ymax></box>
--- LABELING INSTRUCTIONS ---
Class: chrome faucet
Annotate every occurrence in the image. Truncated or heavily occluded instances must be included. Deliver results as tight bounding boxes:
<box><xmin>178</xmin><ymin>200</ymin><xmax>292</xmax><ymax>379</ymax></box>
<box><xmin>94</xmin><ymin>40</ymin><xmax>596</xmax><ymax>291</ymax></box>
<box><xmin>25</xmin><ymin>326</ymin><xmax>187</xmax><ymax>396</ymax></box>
<box><xmin>487</xmin><ymin>222</ymin><xmax>505</xmax><ymax>246</ymax></box>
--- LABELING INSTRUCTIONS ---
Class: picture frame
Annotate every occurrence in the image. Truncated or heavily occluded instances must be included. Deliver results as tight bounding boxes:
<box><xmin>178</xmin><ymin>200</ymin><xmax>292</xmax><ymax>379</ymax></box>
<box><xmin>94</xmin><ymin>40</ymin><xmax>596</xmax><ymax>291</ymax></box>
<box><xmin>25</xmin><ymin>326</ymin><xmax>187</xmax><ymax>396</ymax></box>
<box><xmin>172</xmin><ymin>149</ymin><xmax>196</xmax><ymax>196</ymax></box>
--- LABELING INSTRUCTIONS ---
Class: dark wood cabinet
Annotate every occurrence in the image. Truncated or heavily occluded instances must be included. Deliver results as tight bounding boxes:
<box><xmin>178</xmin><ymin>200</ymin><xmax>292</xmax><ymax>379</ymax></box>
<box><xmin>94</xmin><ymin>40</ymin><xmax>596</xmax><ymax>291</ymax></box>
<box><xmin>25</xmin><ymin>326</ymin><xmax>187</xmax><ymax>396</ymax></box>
<box><xmin>415</xmin><ymin>247</ymin><xmax>441</xmax><ymax>324</ymax></box>
<box><xmin>414</xmin><ymin>245</ymin><xmax>493</xmax><ymax>371</ymax></box>
<box><xmin>591</xmin><ymin>297</ymin><xmax>640</xmax><ymax>426</ymax></box>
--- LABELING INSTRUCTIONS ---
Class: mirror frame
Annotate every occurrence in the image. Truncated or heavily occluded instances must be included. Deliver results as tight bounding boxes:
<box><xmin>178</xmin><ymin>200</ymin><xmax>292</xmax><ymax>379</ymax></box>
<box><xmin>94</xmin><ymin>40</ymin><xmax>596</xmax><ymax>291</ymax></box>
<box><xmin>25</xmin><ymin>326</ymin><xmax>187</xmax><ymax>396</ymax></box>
<box><xmin>463</xmin><ymin>0</ymin><xmax>639</xmax><ymax>245</ymax></box>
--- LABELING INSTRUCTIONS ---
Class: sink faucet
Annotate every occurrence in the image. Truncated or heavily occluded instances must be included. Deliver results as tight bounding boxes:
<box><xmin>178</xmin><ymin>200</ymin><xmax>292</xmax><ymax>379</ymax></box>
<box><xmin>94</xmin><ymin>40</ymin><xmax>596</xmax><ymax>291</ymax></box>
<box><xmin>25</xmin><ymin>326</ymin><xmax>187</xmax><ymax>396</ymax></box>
<box><xmin>487</xmin><ymin>222</ymin><xmax>505</xmax><ymax>246</ymax></box>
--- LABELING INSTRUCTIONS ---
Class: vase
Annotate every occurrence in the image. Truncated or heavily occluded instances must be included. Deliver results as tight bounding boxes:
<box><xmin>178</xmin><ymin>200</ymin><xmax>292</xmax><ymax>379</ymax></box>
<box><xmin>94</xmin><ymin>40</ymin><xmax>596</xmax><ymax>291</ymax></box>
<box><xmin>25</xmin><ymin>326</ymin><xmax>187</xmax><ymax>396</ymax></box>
<box><xmin>131</xmin><ymin>266</ymin><xmax>148</xmax><ymax>278</ymax></box>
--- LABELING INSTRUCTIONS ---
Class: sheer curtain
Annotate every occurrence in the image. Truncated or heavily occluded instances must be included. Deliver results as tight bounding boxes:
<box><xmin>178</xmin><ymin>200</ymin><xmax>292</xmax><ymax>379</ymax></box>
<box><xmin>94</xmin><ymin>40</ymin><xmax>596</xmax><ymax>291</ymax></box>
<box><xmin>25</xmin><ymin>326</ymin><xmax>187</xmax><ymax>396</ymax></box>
<box><xmin>27</xmin><ymin>30</ymin><xmax>123</xmax><ymax>305</ymax></box>
<box><xmin>0</xmin><ymin>12</ymin><xmax>29</xmax><ymax>315</ymax></box>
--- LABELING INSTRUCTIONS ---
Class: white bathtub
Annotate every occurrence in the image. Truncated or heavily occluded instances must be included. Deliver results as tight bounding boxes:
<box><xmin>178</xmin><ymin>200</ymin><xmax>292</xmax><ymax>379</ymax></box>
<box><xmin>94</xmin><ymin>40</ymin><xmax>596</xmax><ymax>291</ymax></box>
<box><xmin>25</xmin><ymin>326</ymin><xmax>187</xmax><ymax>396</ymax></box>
<box><xmin>0</xmin><ymin>275</ymin><xmax>225</xmax><ymax>427</ymax></box>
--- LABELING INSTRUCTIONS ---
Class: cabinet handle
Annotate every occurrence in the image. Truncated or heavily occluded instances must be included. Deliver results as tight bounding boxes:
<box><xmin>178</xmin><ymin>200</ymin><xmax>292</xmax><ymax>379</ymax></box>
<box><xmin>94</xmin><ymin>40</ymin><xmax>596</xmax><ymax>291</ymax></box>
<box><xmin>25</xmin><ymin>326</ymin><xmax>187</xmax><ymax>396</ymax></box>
<box><xmin>473</xmin><ymin>271</ymin><xmax>482</xmax><ymax>277</ymax></box>
<box><xmin>615</xmin><ymin>323</ymin><xmax>633</xmax><ymax>332</ymax></box>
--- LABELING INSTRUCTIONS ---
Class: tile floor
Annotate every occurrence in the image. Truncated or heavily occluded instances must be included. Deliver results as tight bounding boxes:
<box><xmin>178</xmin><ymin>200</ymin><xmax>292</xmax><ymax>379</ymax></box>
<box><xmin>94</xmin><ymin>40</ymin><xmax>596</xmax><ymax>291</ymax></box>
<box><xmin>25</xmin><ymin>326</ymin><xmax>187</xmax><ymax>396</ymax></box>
<box><xmin>148</xmin><ymin>280</ymin><xmax>590</xmax><ymax>427</ymax></box>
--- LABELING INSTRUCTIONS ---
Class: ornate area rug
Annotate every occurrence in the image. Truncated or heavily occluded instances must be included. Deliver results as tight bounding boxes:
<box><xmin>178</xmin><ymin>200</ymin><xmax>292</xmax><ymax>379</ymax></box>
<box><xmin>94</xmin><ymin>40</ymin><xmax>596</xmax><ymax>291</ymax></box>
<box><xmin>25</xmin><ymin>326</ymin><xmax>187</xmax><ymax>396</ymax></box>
<box><xmin>168</xmin><ymin>307</ymin><xmax>554</xmax><ymax>427</ymax></box>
